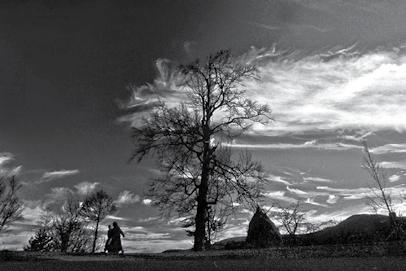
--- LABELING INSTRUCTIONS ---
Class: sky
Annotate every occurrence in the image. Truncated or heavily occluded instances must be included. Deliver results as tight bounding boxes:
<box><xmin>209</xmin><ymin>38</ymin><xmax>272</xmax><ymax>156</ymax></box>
<box><xmin>2</xmin><ymin>0</ymin><xmax>406</xmax><ymax>252</ymax></box>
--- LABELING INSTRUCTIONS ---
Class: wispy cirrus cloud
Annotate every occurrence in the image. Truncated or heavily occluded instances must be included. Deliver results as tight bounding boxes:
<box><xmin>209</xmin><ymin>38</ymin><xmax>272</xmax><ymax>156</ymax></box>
<box><xmin>121</xmin><ymin>45</ymin><xmax>406</xmax><ymax>136</ymax></box>
<box><xmin>222</xmin><ymin>141</ymin><xmax>361</xmax><ymax>151</ymax></box>
<box><xmin>370</xmin><ymin>144</ymin><xmax>406</xmax><ymax>155</ymax></box>
<box><xmin>268</xmin><ymin>174</ymin><xmax>292</xmax><ymax>186</ymax></box>
<box><xmin>263</xmin><ymin>191</ymin><xmax>297</xmax><ymax>203</ymax></box>
<box><xmin>41</xmin><ymin>169</ymin><xmax>80</xmax><ymax>182</ymax></box>
<box><xmin>303</xmin><ymin>176</ymin><xmax>334</xmax><ymax>183</ymax></box>
<box><xmin>106</xmin><ymin>215</ymin><xmax>129</xmax><ymax>221</ymax></box>
<box><xmin>317</xmin><ymin>184</ymin><xmax>406</xmax><ymax>200</ymax></box>
<box><xmin>244</xmin><ymin>46</ymin><xmax>406</xmax><ymax>135</ymax></box>
<box><xmin>305</xmin><ymin>197</ymin><xmax>328</xmax><ymax>208</ymax></box>
<box><xmin>389</xmin><ymin>174</ymin><xmax>401</xmax><ymax>182</ymax></box>
<box><xmin>379</xmin><ymin>161</ymin><xmax>406</xmax><ymax>170</ymax></box>
<box><xmin>248</xmin><ymin>21</ymin><xmax>332</xmax><ymax>33</ymax></box>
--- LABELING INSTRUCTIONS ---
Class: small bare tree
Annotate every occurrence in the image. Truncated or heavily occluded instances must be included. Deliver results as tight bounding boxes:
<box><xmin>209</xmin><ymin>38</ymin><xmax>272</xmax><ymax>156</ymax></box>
<box><xmin>131</xmin><ymin>50</ymin><xmax>270</xmax><ymax>251</ymax></box>
<box><xmin>52</xmin><ymin>196</ymin><xmax>86</xmax><ymax>253</ymax></box>
<box><xmin>34</xmin><ymin>195</ymin><xmax>91</xmax><ymax>253</ymax></box>
<box><xmin>362</xmin><ymin>141</ymin><xmax>403</xmax><ymax>239</ymax></box>
<box><xmin>80</xmin><ymin>189</ymin><xmax>116</xmax><ymax>253</ymax></box>
<box><xmin>26</xmin><ymin>195</ymin><xmax>93</xmax><ymax>253</ymax></box>
<box><xmin>0</xmin><ymin>175</ymin><xmax>23</xmax><ymax>232</ymax></box>
<box><xmin>272</xmin><ymin>202</ymin><xmax>305</xmax><ymax>244</ymax></box>
<box><xmin>362</xmin><ymin>141</ymin><xmax>394</xmax><ymax>216</ymax></box>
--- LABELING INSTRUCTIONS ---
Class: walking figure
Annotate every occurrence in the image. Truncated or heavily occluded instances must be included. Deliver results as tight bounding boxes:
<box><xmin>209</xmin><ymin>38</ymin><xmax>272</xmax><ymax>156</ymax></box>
<box><xmin>110</xmin><ymin>221</ymin><xmax>125</xmax><ymax>254</ymax></box>
<box><xmin>104</xmin><ymin>224</ymin><xmax>113</xmax><ymax>253</ymax></box>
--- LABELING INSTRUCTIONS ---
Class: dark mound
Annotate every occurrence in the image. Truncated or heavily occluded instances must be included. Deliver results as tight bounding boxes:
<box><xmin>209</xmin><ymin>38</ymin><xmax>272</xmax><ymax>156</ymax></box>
<box><xmin>246</xmin><ymin>207</ymin><xmax>281</xmax><ymax>248</ymax></box>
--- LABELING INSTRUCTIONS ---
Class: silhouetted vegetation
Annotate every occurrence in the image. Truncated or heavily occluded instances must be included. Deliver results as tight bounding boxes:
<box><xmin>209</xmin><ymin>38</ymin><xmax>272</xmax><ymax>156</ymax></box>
<box><xmin>130</xmin><ymin>50</ymin><xmax>271</xmax><ymax>251</ymax></box>
<box><xmin>0</xmin><ymin>175</ymin><xmax>23</xmax><ymax>232</ymax></box>
<box><xmin>272</xmin><ymin>202</ymin><xmax>306</xmax><ymax>245</ymax></box>
<box><xmin>80</xmin><ymin>189</ymin><xmax>116</xmax><ymax>253</ymax></box>
<box><xmin>26</xmin><ymin>191</ymin><xmax>116</xmax><ymax>254</ymax></box>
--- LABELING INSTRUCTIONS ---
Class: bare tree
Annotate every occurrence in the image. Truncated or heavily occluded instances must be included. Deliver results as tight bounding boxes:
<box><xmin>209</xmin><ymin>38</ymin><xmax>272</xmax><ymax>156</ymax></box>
<box><xmin>362</xmin><ymin>141</ymin><xmax>403</xmax><ymax>239</ymax></box>
<box><xmin>51</xmin><ymin>196</ymin><xmax>87</xmax><ymax>253</ymax></box>
<box><xmin>26</xmin><ymin>195</ymin><xmax>94</xmax><ymax>253</ymax></box>
<box><xmin>0</xmin><ymin>176</ymin><xmax>23</xmax><ymax>232</ymax></box>
<box><xmin>362</xmin><ymin>141</ymin><xmax>394</xmax><ymax>216</ymax></box>
<box><xmin>272</xmin><ymin>202</ymin><xmax>305</xmax><ymax>244</ymax></box>
<box><xmin>131</xmin><ymin>50</ymin><xmax>271</xmax><ymax>250</ymax></box>
<box><xmin>80</xmin><ymin>189</ymin><xmax>116</xmax><ymax>253</ymax></box>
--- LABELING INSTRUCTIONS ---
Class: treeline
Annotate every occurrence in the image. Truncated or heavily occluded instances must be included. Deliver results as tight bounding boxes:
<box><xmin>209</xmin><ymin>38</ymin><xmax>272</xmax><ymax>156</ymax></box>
<box><xmin>25</xmin><ymin>189</ymin><xmax>116</xmax><ymax>254</ymax></box>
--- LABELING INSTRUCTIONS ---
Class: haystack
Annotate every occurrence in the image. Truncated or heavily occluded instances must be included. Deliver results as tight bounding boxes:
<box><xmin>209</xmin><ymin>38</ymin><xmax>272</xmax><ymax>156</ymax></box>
<box><xmin>246</xmin><ymin>207</ymin><xmax>281</xmax><ymax>248</ymax></box>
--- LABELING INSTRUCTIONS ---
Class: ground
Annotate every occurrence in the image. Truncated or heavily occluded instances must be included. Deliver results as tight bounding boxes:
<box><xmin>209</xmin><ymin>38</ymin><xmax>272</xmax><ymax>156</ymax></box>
<box><xmin>2</xmin><ymin>250</ymin><xmax>406</xmax><ymax>271</ymax></box>
<box><xmin>3</xmin><ymin>256</ymin><xmax>406</xmax><ymax>271</ymax></box>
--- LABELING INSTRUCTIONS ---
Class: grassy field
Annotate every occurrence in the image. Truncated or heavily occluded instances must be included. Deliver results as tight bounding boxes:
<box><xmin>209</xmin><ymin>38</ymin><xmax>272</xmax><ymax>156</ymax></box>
<box><xmin>2</xmin><ymin>256</ymin><xmax>406</xmax><ymax>271</ymax></box>
<box><xmin>2</xmin><ymin>243</ymin><xmax>406</xmax><ymax>271</ymax></box>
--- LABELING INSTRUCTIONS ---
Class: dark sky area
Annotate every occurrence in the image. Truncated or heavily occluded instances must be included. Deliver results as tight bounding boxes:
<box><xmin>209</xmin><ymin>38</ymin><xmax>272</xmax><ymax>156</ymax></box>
<box><xmin>0</xmin><ymin>0</ymin><xmax>281</xmax><ymax>181</ymax></box>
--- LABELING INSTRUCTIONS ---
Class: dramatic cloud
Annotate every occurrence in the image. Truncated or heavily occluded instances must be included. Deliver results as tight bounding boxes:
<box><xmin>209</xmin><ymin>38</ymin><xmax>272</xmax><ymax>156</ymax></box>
<box><xmin>115</xmin><ymin>190</ymin><xmax>141</xmax><ymax>206</ymax></box>
<box><xmin>41</xmin><ymin>169</ymin><xmax>80</xmax><ymax>181</ymax></box>
<box><xmin>118</xmin><ymin>59</ymin><xmax>186</xmax><ymax>126</ymax></box>
<box><xmin>122</xmin><ymin>43</ymin><xmax>406</xmax><ymax>139</ymax></box>
<box><xmin>244</xmin><ymin>47</ymin><xmax>406</xmax><ymax>134</ymax></box>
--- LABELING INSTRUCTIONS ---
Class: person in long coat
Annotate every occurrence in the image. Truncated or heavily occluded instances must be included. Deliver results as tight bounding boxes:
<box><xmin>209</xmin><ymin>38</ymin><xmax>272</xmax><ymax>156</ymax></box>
<box><xmin>109</xmin><ymin>221</ymin><xmax>125</xmax><ymax>254</ymax></box>
<box><xmin>104</xmin><ymin>225</ymin><xmax>113</xmax><ymax>253</ymax></box>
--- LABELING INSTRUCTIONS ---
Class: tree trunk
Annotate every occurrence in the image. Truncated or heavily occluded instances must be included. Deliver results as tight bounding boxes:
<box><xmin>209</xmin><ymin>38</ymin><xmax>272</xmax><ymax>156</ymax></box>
<box><xmin>194</xmin><ymin>166</ymin><xmax>209</xmax><ymax>251</ymax></box>
<box><xmin>194</xmin><ymin>139</ymin><xmax>210</xmax><ymax>251</ymax></box>
<box><xmin>92</xmin><ymin>218</ymin><xmax>99</xmax><ymax>253</ymax></box>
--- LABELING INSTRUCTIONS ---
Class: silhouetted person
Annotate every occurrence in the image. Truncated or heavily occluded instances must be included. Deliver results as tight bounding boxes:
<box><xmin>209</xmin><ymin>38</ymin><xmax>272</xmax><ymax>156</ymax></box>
<box><xmin>104</xmin><ymin>224</ymin><xmax>113</xmax><ymax>253</ymax></box>
<box><xmin>110</xmin><ymin>221</ymin><xmax>125</xmax><ymax>254</ymax></box>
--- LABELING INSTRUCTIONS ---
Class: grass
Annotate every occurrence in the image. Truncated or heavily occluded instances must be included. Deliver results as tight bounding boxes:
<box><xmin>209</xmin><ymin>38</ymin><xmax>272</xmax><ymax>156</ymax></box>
<box><xmin>2</xmin><ymin>256</ymin><xmax>406</xmax><ymax>271</ymax></box>
<box><xmin>2</xmin><ymin>242</ymin><xmax>406</xmax><ymax>271</ymax></box>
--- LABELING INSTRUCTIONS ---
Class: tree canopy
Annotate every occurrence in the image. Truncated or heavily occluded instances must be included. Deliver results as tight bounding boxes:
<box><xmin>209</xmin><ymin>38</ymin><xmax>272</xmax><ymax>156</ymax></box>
<box><xmin>131</xmin><ymin>50</ymin><xmax>271</xmax><ymax>250</ymax></box>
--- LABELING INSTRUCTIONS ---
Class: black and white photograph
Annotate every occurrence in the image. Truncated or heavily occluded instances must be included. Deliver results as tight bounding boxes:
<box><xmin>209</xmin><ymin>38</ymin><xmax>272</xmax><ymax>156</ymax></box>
<box><xmin>2</xmin><ymin>1</ymin><xmax>406</xmax><ymax>270</ymax></box>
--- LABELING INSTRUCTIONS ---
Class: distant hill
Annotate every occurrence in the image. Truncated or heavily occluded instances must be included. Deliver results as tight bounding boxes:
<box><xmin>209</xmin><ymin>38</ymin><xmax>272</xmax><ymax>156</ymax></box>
<box><xmin>214</xmin><ymin>214</ymin><xmax>406</xmax><ymax>249</ymax></box>
<box><xmin>298</xmin><ymin>214</ymin><xmax>406</xmax><ymax>245</ymax></box>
